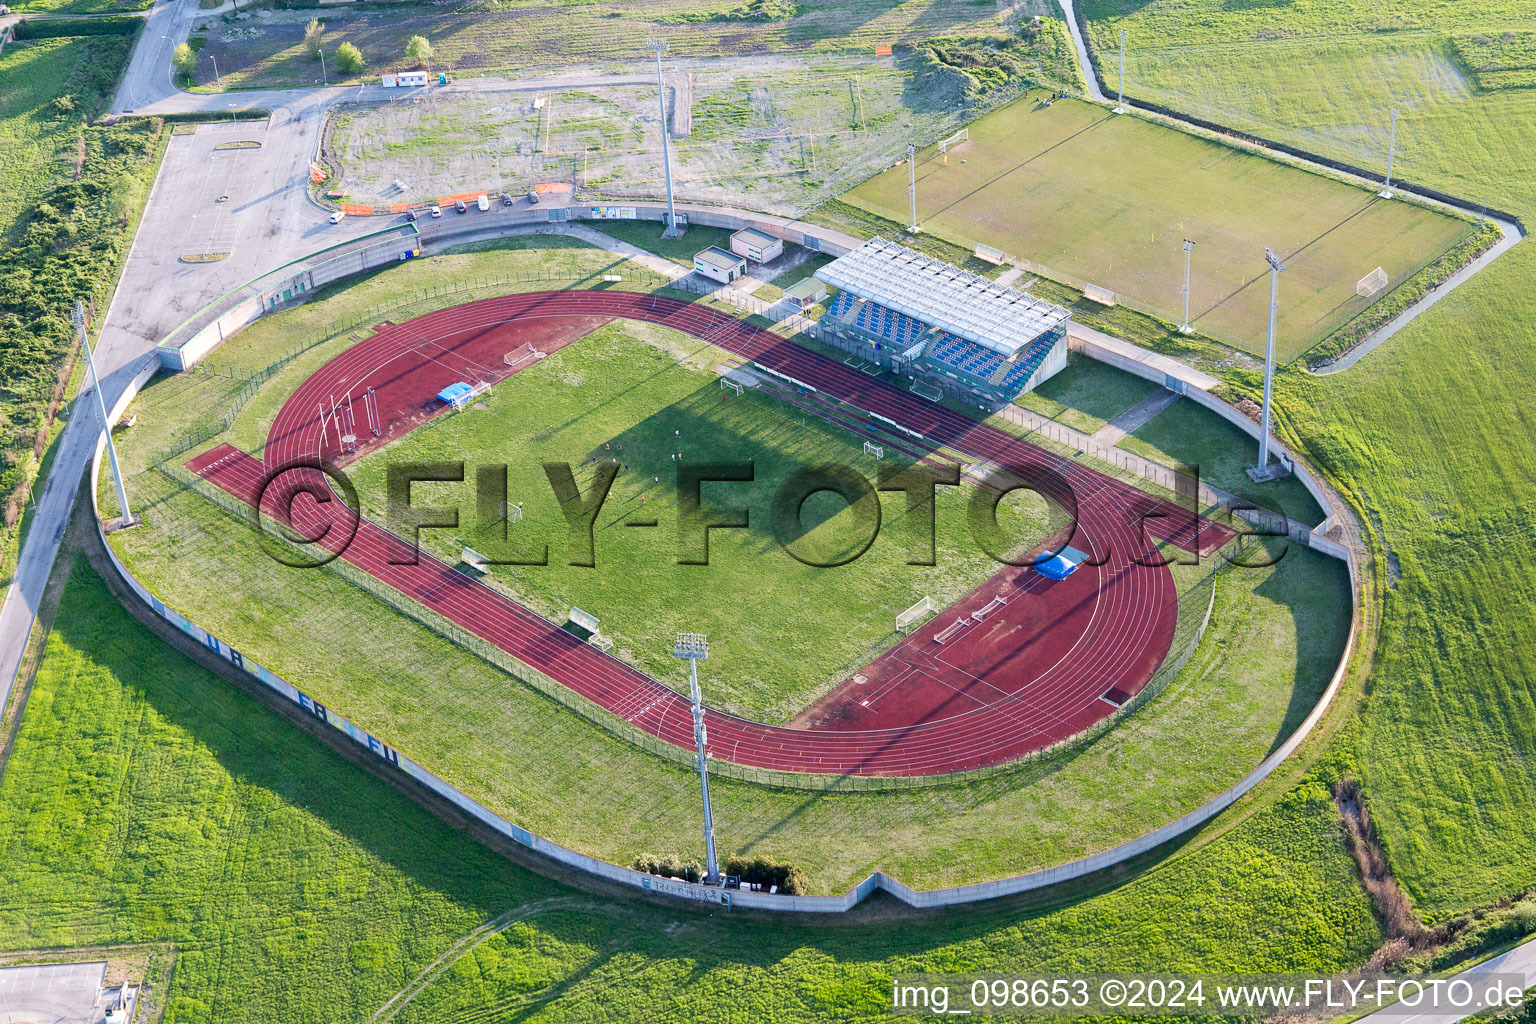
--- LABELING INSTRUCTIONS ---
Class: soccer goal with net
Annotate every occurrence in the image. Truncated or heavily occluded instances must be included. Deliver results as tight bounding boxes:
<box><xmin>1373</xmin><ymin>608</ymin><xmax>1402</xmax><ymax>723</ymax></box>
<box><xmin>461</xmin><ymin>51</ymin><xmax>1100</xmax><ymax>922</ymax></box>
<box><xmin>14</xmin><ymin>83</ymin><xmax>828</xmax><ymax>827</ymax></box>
<box><xmin>896</xmin><ymin>596</ymin><xmax>933</xmax><ymax>633</ymax></box>
<box><xmin>938</xmin><ymin>127</ymin><xmax>969</xmax><ymax>164</ymax></box>
<box><xmin>720</xmin><ymin>378</ymin><xmax>744</xmax><ymax>397</ymax></box>
<box><xmin>863</xmin><ymin>440</ymin><xmax>885</xmax><ymax>461</ymax></box>
<box><xmin>501</xmin><ymin>501</ymin><xmax>523</xmax><ymax>524</ymax></box>
<box><xmin>1357</xmin><ymin>267</ymin><xmax>1388</xmax><ymax>298</ymax></box>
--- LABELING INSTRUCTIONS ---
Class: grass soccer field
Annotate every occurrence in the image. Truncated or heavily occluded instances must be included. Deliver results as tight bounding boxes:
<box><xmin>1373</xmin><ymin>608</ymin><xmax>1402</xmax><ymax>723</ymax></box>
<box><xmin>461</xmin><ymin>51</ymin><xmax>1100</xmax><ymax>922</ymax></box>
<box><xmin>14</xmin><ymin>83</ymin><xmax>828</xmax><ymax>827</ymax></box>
<box><xmin>341</xmin><ymin>318</ymin><xmax>1054</xmax><ymax>724</ymax></box>
<box><xmin>842</xmin><ymin>95</ymin><xmax>1476</xmax><ymax>360</ymax></box>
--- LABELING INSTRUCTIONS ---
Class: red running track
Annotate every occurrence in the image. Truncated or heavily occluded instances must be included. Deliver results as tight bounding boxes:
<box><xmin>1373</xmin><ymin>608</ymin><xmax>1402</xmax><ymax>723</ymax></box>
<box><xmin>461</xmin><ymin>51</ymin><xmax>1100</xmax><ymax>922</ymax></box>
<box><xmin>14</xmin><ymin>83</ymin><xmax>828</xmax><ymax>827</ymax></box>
<box><xmin>188</xmin><ymin>290</ymin><xmax>1234</xmax><ymax>776</ymax></box>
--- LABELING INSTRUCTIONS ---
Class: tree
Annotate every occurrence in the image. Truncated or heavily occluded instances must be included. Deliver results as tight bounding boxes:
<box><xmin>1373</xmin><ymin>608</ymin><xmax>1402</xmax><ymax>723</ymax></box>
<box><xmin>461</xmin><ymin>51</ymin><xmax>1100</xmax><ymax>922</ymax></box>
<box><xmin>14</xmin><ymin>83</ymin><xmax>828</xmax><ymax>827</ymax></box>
<box><xmin>302</xmin><ymin>18</ymin><xmax>325</xmax><ymax>59</ymax></box>
<box><xmin>172</xmin><ymin>42</ymin><xmax>198</xmax><ymax>78</ymax></box>
<box><xmin>334</xmin><ymin>42</ymin><xmax>366</xmax><ymax>75</ymax></box>
<box><xmin>405</xmin><ymin>35</ymin><xmax>432</xmax><ymax>71</ymax></box>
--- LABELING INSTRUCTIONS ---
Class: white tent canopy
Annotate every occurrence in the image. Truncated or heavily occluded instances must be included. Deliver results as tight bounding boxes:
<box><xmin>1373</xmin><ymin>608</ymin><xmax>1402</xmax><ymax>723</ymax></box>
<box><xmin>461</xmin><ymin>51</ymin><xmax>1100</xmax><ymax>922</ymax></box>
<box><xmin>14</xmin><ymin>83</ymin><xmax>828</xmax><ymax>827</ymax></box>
<box><xmin>814</xmin><ymin>237</ymin><xmax>1070</xmax><ymax>357</ymax></box>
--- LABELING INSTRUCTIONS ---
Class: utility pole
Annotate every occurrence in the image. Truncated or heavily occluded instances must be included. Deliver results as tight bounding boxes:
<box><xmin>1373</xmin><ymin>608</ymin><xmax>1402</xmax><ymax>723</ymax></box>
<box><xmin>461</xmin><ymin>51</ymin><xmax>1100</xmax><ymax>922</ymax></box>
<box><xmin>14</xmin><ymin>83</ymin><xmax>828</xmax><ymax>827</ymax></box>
<box><xmin>1115</xmin><ymin>29</ymin><xmax>1127</xmax><ymax>114</ymax></box>
<box><xmin>320</xmin><ymin>49</ymin><xmax>327</xmax><ymax>88</ymax></box>
<box><xmin>674</xmin><ymin>633</ymin><xmax>718</xmax><ymax>884</ymax></box>
<box><xmin>907</xmin><ymin>144</ymin><xmax>920</xmax><ymax>233</ymax></box>
<box><xmin>1179</xmin><ymin>238</ymin><xmax>1195</xmax><ymax>334</ymax></box>
<box><xmin>76</xmin><ymin>301</ymin><xmax>135</xmax><ymax>529</ymax></box>
<box><xmin>647</xmin><ymin>38</ymin><xmax>681</xmax><ymax>238</ymax></box>
<box><xmin>1251</xmin><ymin>248</ymin><xmax>1286</xmax><ymax>480</ymax></box>
<box><xmin>1379</xmin><ymin>107</ymin><xmax>1399</xmax><ymax>199</ymax></box>
<box><xmin>212</xmin><ymin>54</ymin><xmax>222</xmax><ymax>92</ymax></box>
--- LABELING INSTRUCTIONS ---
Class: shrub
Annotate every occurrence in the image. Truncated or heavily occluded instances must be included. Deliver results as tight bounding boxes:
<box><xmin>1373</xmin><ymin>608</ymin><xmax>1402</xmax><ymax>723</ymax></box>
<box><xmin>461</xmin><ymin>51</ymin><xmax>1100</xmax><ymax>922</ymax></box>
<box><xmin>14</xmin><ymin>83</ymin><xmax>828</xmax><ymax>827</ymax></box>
<box><xmin>405</xmin><ymin>35</ymin><xmax>432</xmax><ymax>70</ymax></box>
<box><xmin>334</xmin><ymin>42</ymin><xmax>365</xmax><ymax>75</ymax></box>
<box><xmin>725</xmin><ymin>854</ymin><xmax>807</xmax><ymax>894</ymax></box>
<box><xmin>302</xmin><ymin>18</ymin><xmax>324</xmax><ymax>59</ymax></box>
<box><xmin>173</xmin><ymin>42</ymin><xmax>197</xmax><ymax>77</ymax></box>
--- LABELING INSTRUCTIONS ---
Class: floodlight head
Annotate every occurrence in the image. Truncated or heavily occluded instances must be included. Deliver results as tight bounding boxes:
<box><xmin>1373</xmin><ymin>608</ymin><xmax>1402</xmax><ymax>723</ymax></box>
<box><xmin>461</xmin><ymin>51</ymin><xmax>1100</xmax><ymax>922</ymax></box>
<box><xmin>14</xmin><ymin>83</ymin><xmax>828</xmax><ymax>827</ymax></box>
<box><xmin>1183</xmin><ymin>238</ymin><xmax>1195</xmax><ymax>252</ymax></box>
<box><xmin>646</xmin><ymin>37</ymin><xmax>668</xmax><ymax>54</ymax></box>
<box><xmin>674</xmin><ymin>632</ymin><xmax>709</xmax><ymax>660</ymax></box>
<box><xmin>1120</xmin><ymin>28</ymin><xmax>1127</xmax><ymax>41</ymax></box>
<box><xmin>72</xmin><ymin>301</ymin><xmax>85</xmax><ymax>331</ymax></box>
<box><xmin>1264</xmin><ymin>247</ymin><xmax>1286</xmax><ymax>272</ymax></box>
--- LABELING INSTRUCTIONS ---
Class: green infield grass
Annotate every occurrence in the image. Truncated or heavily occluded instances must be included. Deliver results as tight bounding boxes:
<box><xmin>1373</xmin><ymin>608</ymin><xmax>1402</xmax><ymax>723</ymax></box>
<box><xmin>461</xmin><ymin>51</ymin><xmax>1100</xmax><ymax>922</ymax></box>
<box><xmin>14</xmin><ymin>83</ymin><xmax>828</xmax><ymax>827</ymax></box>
<box><xmin>343</xmin><ymin>320</ymin><xmax>1052</xmax><ymax>722</ymax></box>
<box><xmin>0</xmin><ymin>554</ymin><xmax>1376</xmax><ymax>1022</ymax></box>
<box><xmin>842</xmin><ymin>94</ymin><xmax>1475</xmax><ymax>360</ymax></box>
<box><xmin>99</xmin><ymin>236</ymin><xmax>1351</xmax><ymax>893</ymax></box>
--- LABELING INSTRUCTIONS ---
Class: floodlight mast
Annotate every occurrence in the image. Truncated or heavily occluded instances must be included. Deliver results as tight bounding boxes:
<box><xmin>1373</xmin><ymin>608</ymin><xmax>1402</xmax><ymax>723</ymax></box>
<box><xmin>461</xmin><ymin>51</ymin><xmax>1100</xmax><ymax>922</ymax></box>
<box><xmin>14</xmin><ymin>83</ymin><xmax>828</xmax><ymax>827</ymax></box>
<box><xmin>77</xmin><ymin>301</ymin><xmax>133</xmax><ymax>526</ymax></box>
<box><xmin>907</xmin><ymin>144</ymin><xmax>920</xmax><ymax>233</ymax></box>
<box><xmin>647</xmin><ymin>39</ymin><xmax>681</xmax><ymax>238</ymax></box>
<box><xmin>674</xmin><ymin>632</ymin><xmax>719</xmax><ymax>884</ymax></box>
<box><xmin>1380</xmin><ymin>107</ymin><xmax>1400</xmax><ymax>199</ymax></box>
<box><xmin>1255</xmin><ymin>248</ymin><xmax>1286</xmax><ymax>476</ymax></box>
<box><xmin>1180</xmin><ymin>239</ymin><xmax>1195</xmax><ymax>334</ymax></box>
<box><xmin>1115</xmin><ymin>29</ymin><xmax>1128</xmax><ymax>114</ymax></box>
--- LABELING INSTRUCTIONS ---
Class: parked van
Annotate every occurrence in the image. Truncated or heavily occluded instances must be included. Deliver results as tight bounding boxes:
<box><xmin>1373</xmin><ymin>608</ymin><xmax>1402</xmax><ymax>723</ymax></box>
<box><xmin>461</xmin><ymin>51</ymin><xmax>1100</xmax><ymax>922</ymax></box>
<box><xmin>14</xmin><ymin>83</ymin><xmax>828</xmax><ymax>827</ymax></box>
<box><xmin>476</xmin><ymin>194</ymin><xmax>490</xmax><ymax>212</ymax></box>
<box><xmin>329</xmin><ymin>210</ymin><xmax>346</xmax><ymax>224</ymax></box>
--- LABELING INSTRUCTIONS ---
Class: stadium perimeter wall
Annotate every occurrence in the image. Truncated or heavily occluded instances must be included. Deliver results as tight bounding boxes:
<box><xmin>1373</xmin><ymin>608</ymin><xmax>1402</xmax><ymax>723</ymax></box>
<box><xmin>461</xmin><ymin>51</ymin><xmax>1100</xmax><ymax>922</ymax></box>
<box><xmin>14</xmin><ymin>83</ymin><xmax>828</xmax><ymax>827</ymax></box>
<box><xmin>101</xmin><ymin>220</ymin><xmax>1359</xmax><ymax>912</ymax></box>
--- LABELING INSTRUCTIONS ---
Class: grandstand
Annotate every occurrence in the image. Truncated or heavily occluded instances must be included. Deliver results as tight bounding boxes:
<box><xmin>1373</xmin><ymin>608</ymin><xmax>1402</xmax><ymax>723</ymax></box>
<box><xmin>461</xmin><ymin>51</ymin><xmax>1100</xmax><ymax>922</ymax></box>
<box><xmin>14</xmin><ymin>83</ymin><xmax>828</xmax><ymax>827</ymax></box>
<box><xmin>813</xmin><ymin>238</ymin><xmax>1071</xmax><ymax>404</ymax></box>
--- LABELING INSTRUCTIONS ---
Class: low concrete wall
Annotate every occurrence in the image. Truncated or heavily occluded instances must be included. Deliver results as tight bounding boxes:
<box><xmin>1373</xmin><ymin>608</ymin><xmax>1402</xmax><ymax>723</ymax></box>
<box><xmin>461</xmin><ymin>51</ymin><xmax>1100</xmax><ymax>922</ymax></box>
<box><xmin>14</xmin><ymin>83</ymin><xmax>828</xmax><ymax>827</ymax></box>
<box><xmin>92</xmin><ymin>221</ymin><xmax>1360</xmax><ymax>912</ymax></box>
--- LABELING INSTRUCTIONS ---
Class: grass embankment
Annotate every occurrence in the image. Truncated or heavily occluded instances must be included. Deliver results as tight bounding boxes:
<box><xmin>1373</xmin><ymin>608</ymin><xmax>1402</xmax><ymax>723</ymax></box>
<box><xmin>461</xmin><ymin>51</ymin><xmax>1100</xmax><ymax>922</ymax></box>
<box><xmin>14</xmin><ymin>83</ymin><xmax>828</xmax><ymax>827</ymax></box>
<box><xmin>0</xmin><ymin>22</ymin><xmax>162</xmax><ymax>585</ymax></box>
<box><xmin>103</xmin><ymin>236</ymin><xmax>1350</xmax><ymax>893</ymax></box>
<box><xmin>1079</xmin><ymin>0</ymin><xmax>1536</xmax><ymax>922</ymax></box>
<box><xmin>181</xmin><ymin>0</ymin><xmax>1071</xmax><ymax>92</ymax></box>
<box><xmin>0</xmin><ymin>554</ymin><xmax>1378</xmax><ymax>1022</ymax></box>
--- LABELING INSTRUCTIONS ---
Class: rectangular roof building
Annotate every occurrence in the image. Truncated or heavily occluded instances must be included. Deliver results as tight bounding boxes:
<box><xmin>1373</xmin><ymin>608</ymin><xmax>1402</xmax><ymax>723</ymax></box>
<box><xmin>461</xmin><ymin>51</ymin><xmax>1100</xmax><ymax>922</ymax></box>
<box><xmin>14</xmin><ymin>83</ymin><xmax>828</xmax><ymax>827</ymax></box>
<box><xmin>814</xmin><ymin>237</ymin><xmax>1069</xmax><ymax>358</ymax></box>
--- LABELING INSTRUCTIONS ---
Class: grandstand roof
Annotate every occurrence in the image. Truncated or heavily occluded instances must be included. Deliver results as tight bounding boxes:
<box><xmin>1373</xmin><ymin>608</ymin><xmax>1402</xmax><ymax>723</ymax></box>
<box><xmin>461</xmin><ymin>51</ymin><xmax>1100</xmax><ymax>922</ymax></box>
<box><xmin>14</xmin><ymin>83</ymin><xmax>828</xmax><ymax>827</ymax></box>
<box><xmin>815</xmin><ymin>238</ymin><xmax>1070</xmax><ymax>356</ymax></box>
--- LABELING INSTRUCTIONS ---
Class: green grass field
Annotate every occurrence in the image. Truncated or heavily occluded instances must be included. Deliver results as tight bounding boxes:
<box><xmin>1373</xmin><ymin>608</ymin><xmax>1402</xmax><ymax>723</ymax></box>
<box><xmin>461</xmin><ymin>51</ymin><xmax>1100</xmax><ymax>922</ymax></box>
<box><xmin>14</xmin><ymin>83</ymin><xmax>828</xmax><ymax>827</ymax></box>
<box><xmin>1016</xmin><ymin>353</ymin><xmax>1163</xmax><ymax>435</ymax></box>
<box><xmin>99</xmin><ymin>235</ymin><xmax>1353</xmax><ymax>893</ymax></box>
<box><xmin>843</xmin><ymin>95</ymin><xmax>1475</xmax><ymax>360</ymax></box>
<box><xmin>1074</xmin><ymin>0</ymin><xmax>1536</xmax><ymax>921</ymax></box>
<box><xmin>0</xmin><ymin>554</ymin><xmax>1377</xmax><ymax>1022</ymax></box>
<box><xmin>345</xmin><ymin>320</ymin><xmax>1052</xmax><ymax>722</ymax></box>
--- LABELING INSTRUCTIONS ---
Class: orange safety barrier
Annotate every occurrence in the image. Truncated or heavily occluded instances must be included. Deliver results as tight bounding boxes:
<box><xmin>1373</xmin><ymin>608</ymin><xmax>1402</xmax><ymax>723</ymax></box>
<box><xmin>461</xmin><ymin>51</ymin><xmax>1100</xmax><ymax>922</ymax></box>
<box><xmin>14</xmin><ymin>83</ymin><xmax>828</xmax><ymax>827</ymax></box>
<box><xmin>533</xmin><ymin>182</ymin><xmax>572</xmax><ymax>194</ymax></box>
<box><xmin>339</xmin><ymin>204</ymin><xmax>375</xmax><ymax>215</ymax></box>
<box><xmin>437</xmin><ymin>191</ymin><xmax>483</xmax><ymax>204</ymax></box>
<box><xmin>388</xmin><ymin>203</ymin><xmax>410</xmax><ymax>213</ymax></box>
<box><xmin>874</xmin><ymin>44</ymin><xmax>892</xmax><ymax>56</ymax></box>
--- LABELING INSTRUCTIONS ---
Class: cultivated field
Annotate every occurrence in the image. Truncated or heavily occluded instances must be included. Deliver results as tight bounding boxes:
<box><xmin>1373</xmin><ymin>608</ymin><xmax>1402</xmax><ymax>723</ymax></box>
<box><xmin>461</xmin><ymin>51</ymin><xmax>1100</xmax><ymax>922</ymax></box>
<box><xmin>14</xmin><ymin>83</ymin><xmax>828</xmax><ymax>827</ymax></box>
<box><xmin>1075</xmin><ymin>0</ymin><xmax>1536</xmax><ymax>918</ymax></box>
<box><xmin>330</xmin><ymin>56</ymin><xmax>975</xmax><ymax>215</ymax></box>
<box><xmin>843</xmin><ymin>95</ymin><xmax>1476</xmax><ymax>360</ymax></box>
<box><xmin>0</xmin><ymin>554</ymin><xmax>1378</xmax><ymax>1022</ymax></box>
<box><xmin>343</xmin><ymin>321</ymin><xmax>1051</xmax><ymax>723</ymax></box>
<box><xmin>99</xmin><ymin>236</ymin><xmax>1351</xmax><ymax>892</ymax></box>
<box><xmin>186</xmin><ymin>0</ymin><xmax>1075</xmax><ymax>92</ymax></box>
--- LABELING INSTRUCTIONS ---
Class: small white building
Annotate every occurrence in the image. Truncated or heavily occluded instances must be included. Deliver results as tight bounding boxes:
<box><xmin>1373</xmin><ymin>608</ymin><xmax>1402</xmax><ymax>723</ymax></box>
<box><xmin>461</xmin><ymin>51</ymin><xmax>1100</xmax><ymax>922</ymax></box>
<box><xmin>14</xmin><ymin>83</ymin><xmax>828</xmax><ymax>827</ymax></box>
<box><xmin>729</xmin><ymin>227</ymin><xmax>783</xmax><ymax>264</ymax></box>
<box><xmin>693</xmin><ymin>246</ymin><xmax>747</xmax><ymax>284</ymax></box>
<box><xmin>784</xmin><ymin>277</ymin><xmax>828</xmax><ymax>311</ymax></box>
<box><xmin>382</xmin><ymin>70</ymin><xmax>430</xmax><ymax>88</ymax></box>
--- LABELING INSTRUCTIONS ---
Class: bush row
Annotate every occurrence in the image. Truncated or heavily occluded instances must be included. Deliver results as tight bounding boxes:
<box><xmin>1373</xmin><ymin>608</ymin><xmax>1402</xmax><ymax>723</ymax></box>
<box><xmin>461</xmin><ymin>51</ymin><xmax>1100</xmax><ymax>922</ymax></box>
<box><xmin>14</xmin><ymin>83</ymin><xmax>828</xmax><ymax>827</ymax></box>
<box><xmin>630</xmin><ymin>854</ymin><xmax>808</xmax><ymax>894</ymax></box>
<box><xmin>14</xmin><ymin>16</ymin><xmax>143</xmax><ymax>40</ymax></box>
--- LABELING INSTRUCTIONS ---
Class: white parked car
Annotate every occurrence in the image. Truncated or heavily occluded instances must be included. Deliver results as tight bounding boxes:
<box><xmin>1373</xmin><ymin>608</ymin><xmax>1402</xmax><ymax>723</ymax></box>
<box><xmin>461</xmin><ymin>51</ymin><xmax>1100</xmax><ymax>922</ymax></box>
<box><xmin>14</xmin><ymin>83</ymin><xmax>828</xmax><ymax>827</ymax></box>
<box><xmin>329</xmin><ymin>210</ymin><xmax>346</xmax><ymax>224</ymax></box>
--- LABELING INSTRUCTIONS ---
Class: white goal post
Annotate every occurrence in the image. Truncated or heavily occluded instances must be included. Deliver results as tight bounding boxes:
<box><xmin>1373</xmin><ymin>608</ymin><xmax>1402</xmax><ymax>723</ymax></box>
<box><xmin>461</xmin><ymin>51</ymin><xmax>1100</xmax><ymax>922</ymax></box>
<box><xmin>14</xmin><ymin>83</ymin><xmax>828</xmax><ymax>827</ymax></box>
<box><xmin>896</xmin><ymin>596</ymin><xmax>933</xmax><ymax>632</ymax></box>
<box><xmin>501</xmin><ymin>500</ymin><xmax>523</xmax><ymax>523</ymax></box>
<box><xmin>1357</xmin><ymin>266</ymin><xmax>1388</xmax><ymax>297</ymax></box>
<box><xmin>721</xmin><ymin>378</ymin><xmax>744</xmax><ymax>397</ymax></box>
<box><xmin>863</xmin><ymin>440</ymin><xmax>885</xmax><ymax>460</ymax></box>
<box><xmin>938</xmin><ymin>127</ymin><xmax>969</xmax><ymax>163</ymax></box>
